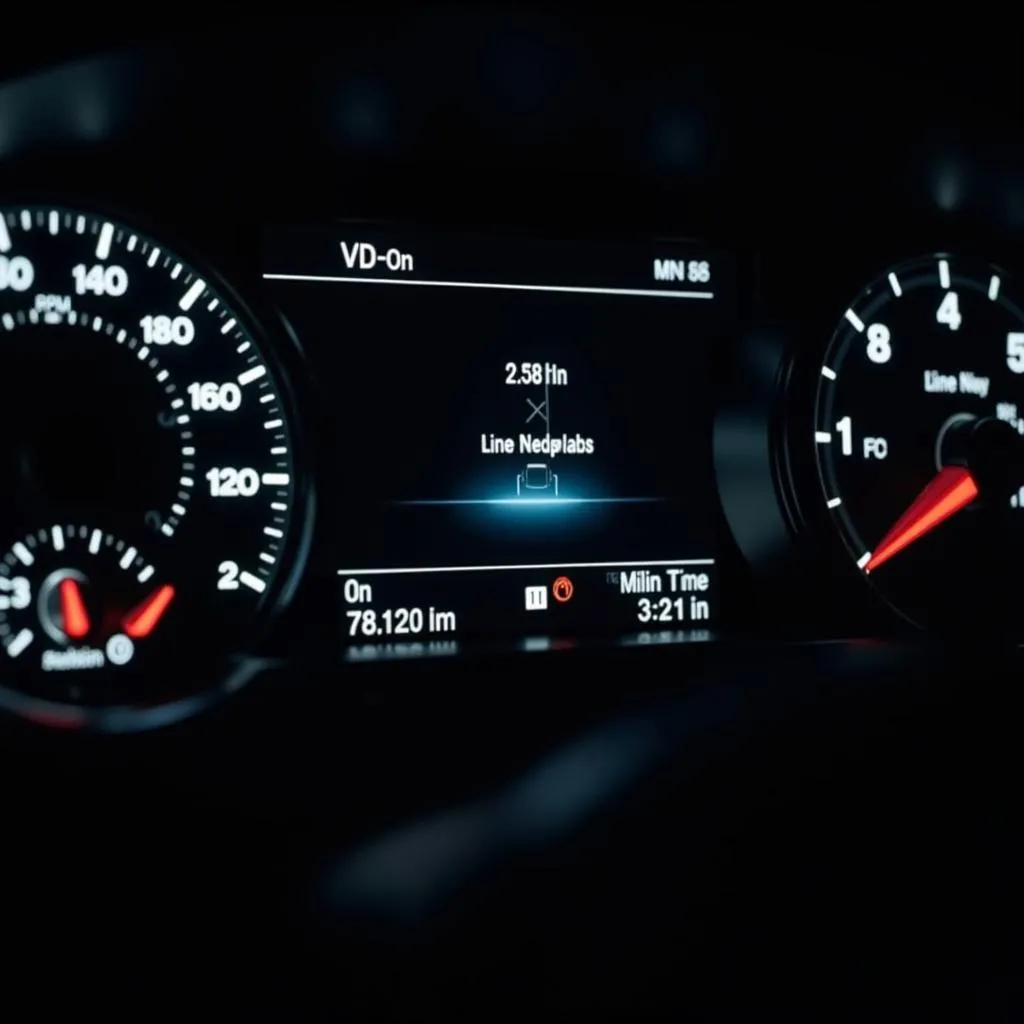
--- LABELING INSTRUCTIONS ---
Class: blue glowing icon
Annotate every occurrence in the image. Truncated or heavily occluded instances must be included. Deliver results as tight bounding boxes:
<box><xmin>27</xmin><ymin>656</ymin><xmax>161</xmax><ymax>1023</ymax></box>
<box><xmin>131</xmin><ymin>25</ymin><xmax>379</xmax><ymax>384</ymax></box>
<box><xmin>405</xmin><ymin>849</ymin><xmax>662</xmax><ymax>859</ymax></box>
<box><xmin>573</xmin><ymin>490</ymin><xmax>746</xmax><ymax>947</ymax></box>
<box><xmin>516</xmin><ymin>462</ymin><xmax>558</xmax><ymax>497</ymax></box>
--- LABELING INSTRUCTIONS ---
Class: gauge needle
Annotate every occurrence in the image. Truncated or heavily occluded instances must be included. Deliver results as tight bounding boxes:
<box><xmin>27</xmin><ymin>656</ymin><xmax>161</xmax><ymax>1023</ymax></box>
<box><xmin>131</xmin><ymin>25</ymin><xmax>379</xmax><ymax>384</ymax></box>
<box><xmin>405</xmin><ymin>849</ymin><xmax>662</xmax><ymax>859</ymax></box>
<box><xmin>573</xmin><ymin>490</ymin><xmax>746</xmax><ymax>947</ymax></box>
<box><xmin>122</xmin><ymin>584</ymin><xmax>176</xmax><ymax>638</ymax></box>
<box><xmin>864</xmin><ymin>465</ymin><xmax>979</xmax><ymax>574</ymax></box>
<box><xmin>59</xmin><ymin>578</ymin><xmax>91</xmax><ymax>639</ymax></box>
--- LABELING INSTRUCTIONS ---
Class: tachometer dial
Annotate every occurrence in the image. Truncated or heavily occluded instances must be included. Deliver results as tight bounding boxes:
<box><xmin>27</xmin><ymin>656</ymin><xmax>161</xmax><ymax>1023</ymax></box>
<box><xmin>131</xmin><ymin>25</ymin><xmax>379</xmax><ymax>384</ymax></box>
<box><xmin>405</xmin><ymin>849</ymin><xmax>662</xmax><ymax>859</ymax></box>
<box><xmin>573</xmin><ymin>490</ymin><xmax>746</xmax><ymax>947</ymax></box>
<box><xmin>815</xmin><ymin>254</ymin><xmax>1024</xmax><ymax>633</ymax></box>
<box><xmin>0</xmin><ymin>206</ymin><xmax>309</xmax><ymax>724</ymax></box>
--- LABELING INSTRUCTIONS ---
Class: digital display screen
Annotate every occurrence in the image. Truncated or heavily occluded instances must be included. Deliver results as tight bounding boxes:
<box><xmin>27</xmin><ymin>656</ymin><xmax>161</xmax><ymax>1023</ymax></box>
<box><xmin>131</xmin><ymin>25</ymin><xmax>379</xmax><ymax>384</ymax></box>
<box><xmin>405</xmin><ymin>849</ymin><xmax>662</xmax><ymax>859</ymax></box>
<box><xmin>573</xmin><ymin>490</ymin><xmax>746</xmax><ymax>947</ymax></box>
<box><xmin>263</xmin><ymin>224</ymin><xmax>732</xmax><ymax>653</ymax></box>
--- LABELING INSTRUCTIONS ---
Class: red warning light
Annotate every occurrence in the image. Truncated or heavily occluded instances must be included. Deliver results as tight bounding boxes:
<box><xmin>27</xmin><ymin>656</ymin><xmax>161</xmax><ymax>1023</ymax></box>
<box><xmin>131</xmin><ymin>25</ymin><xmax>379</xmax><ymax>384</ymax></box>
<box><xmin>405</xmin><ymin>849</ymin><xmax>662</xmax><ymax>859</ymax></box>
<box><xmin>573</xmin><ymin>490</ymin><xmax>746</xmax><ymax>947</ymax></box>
<box><xmin>552</xmin><ymin>576</ymin><xmax>573</xmax><ymax>603</ymax></box>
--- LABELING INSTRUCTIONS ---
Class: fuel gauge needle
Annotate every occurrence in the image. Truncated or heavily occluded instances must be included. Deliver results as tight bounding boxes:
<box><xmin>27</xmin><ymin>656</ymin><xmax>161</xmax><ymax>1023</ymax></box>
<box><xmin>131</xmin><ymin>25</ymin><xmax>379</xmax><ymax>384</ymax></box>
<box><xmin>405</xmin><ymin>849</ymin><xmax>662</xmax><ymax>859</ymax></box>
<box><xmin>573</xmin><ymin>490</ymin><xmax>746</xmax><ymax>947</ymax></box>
<box><xmin>122</xmin><ymin>584</ymin><xmax>175</xmax><ymax>638</ymax></box>
<box><xmin>864</xmin><ymin>466</ymin><xmax>978</xmax><ymax>574</ymax></box>
<box><xmin>59</xmin><ymin>578</ymin><xmax>91</xmax><ymax>639</ymax></box>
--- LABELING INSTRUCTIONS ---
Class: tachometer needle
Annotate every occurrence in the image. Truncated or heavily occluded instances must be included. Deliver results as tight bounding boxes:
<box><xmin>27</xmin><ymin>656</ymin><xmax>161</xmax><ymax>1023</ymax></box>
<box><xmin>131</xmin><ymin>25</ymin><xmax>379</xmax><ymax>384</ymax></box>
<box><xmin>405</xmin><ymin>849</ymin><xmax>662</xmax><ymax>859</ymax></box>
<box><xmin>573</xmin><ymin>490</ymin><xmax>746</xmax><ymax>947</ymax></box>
<box><xmin>122</xmin><ymin>584</ymin><xmax>176</xmax><ymax>638</ymax></box>
<box><xmin>59</xmin><ymin>578</ymin><xmax>91</xmax><ymax>639</ymax></box>
<box><xmin>864</xmin><ymin>465</ymin><xmax>978</xmax><ymax>574</ymax></box>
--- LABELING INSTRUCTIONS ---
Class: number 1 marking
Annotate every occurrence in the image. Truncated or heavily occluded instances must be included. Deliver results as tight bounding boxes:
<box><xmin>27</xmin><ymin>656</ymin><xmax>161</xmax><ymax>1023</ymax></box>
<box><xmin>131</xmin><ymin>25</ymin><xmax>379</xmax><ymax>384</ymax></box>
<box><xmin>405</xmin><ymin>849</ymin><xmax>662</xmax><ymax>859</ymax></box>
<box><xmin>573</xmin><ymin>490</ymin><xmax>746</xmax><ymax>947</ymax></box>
<box><xmin>836</xmin><ymin>416</ymin><xmax>853</xmax><ymax>455</ymax></box>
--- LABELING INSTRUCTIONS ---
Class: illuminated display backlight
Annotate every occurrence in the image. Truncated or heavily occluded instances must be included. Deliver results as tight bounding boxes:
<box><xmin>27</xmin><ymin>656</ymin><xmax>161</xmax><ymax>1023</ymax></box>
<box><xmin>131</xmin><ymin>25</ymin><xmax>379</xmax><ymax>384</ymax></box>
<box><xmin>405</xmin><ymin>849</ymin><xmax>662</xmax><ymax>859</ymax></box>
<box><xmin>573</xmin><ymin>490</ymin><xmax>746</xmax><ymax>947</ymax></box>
<box><xmin>263</xmin><ymin>223</ymin><xmax>733</xmax><ymax>648</ymax></box>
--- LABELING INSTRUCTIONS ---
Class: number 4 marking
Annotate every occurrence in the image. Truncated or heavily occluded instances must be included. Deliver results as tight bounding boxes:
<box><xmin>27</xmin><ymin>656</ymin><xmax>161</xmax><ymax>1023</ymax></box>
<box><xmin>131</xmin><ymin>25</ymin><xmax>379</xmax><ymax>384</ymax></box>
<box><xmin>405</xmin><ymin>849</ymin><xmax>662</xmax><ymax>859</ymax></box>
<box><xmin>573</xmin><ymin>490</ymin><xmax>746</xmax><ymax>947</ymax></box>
<box><xmin>936</xmin><ymin>292</ymin><xmax>962</xmax><ymax>331</ymax></box>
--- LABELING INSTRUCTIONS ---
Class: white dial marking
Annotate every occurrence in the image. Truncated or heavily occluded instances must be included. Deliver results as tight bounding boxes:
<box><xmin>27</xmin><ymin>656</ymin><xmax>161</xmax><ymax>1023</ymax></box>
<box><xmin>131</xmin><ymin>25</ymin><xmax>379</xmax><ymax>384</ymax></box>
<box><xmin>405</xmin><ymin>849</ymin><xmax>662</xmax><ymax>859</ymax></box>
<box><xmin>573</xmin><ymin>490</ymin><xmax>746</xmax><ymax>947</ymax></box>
<box><xmin>7</xmin><ymin>628</ymin><xmax>33</xmax><ymax>658</ymax></box>
<box><xmin>0</xmin><ymin>215</ymin><xmax>10</xmax><ymax>252</ymax></box>
<box><xmin>826</xmin><ymin>497</ymin><xmax>842</xmax><ymax>509</ymax></box>
<box><xmin>12</xmin><ymin>542</ymin><xmax>33</xmax><ymax>566</ymax></box>
<box><xmin>844</xmin><ymin>309</ymin><xmax>865</xmax><ymax>332</ymax></box>
<box><xmin>938</xmin><ymin>259</ymin><xmax>951</xmax><ymax>289</ymax></box>
<box><xmin>238</xmin><ymin>365</ymin><xmax>266</xmax><ymax>386</ymax></box>
<box><xmin>179</xmin><ymin>279</ymin><xmax>206</xmax><ymax>311</ymax></box>
<box><xmin>261</xmin><ymin>472</ymin><xmax>290</xmax><ymax>486</ymax></box>
<box><xmin>96</xmin><ymin>221</ymin><xmax>114</xmax><ymax>259</ymax></box>
<box><xmin>119</xmin><ymin>546</ymin><xmax>137</xmax><ymax>569</ymax></box>
<box><xmin>89</xmin><ymin>529</ymin><xmax>102</xmax><ymax>554</ymax></box>
<box><xmin>888</xmin><ymin>271</ymin><xmax>902</xmax><ymax>296</ymax></box>
<box><xmin>815</xmin><ymin>432</ymin><xmax>832</xmax><ymax>443</ymax></box>
<box><xmin>989</xmin><ymin>275</ymin><xmax>1001</xmax><ymax>301</ymax></box>
<box><xmin>239</xmin><ymin>571</ymin><xmax>266</xmax><ymax>593</ymax></box>
<box><xmin>52</xmin><ymin>525</ymin><xmax>65</xmax><ymax>552</ymax></box>
<box><xmin>857</xmin><ymin>551</ymin><xmax>872</xmax><ymax>570</ymax></box>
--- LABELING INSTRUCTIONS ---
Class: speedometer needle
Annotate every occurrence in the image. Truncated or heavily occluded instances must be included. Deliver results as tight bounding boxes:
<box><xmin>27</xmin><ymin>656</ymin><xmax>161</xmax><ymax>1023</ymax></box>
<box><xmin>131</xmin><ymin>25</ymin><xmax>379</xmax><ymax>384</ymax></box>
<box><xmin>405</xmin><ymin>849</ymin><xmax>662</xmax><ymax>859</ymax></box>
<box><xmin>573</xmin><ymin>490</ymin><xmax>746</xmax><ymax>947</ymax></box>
<box><xmin>864</xmin><ymin>465</ymin><xmax>978</xmax><ymax>574</ymax></box>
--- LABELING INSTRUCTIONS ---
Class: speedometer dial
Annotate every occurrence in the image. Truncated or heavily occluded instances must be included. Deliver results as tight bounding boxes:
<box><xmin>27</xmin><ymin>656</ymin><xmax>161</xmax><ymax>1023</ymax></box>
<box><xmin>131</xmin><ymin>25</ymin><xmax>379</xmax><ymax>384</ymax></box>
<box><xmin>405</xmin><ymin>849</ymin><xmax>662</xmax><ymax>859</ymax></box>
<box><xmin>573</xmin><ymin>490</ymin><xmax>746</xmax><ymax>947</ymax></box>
<box><xmin>0</xmin><ymin>206</ymin><xmax>308</xmax><ymax>725</ymax></box>
<box><xmin>815</xmin><ymin>253</ymin><xmax>1024</xmax><ymax>634</ymax></box>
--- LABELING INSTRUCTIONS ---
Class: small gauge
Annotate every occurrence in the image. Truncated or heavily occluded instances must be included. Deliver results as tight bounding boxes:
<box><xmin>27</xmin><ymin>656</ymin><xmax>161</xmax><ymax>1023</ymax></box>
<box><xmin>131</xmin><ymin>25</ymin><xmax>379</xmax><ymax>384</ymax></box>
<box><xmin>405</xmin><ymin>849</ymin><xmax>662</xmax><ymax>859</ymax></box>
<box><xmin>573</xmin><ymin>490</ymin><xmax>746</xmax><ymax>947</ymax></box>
<box><xmin>814</xmin><ymin>254</ymin><xmax>1024</xmax><ymax>632</ymax></box>
<box><xmin>0</xmin><ymin>526</ymin><xmax>184</xmax><ymax>716</ymax></box>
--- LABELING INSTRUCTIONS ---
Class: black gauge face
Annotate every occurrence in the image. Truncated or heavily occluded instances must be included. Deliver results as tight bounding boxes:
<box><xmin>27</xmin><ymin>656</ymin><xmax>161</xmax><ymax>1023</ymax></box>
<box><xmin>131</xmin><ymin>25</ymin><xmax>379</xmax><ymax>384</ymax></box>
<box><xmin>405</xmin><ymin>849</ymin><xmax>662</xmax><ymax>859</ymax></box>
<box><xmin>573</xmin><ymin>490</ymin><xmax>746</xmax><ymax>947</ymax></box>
<box><xmin>0</xmin><ymin>206</ymin><xmax>308</xmax><ymax>725</ymax></box>
<box><xmin>815</xmin><ymin>254</ymin><xmax>1024</xmax><ymax>633</ymax></box>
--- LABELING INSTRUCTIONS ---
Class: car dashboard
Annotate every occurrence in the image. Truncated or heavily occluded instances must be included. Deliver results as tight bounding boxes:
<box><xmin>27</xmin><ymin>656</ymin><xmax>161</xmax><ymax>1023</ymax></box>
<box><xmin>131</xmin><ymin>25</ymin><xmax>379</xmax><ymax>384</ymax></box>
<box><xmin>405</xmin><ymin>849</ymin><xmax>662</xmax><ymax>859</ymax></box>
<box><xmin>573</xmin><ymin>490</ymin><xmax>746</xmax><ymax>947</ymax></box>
<box><xmin>3</xmin><ymin>18</ymin><xmax>1024</xmax><ymax>1015</ymax></box>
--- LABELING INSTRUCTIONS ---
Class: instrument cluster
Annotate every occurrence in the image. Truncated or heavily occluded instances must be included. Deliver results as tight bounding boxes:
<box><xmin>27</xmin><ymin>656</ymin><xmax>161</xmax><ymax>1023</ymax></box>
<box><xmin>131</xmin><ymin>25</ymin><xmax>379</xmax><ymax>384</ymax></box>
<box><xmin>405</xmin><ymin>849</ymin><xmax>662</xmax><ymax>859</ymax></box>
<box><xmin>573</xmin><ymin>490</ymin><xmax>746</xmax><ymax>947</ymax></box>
<box><xmin>1</xmin><ymin>24</ymin><xmax>1022</xmax><ymax>731</ymax></box>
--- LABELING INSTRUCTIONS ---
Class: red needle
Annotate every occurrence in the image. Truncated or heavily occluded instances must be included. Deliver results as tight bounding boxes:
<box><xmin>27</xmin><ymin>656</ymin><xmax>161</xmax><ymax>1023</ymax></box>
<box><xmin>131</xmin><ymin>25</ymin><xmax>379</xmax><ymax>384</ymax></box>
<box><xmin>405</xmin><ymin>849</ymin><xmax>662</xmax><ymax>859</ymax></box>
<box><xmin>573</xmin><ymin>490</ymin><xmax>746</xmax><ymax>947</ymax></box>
<box><xmin>59</xmin><ymin>578</ymin><xmax>91</xmax><ymax>639</ymax></box>
<box><xmin>864</xmin><ymin>465</ymin><xmax>979</xmax><ymax>574</ymax></box>
<box><xmin>122</xmin><ymin>584</ymin><xmax>175</xmax><ymax>638</ymax></box>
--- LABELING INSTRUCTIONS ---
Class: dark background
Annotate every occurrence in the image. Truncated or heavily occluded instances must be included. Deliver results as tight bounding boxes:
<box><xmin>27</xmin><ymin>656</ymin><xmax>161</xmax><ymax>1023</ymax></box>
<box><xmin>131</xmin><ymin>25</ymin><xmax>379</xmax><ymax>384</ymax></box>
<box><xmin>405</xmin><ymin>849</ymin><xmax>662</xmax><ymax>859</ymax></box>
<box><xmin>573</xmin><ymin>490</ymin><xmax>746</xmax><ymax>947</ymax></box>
<box><xmin>2</xmin><ymin>16</ymin><xmax>1024</xmax><ymax>1019</ymax></box>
